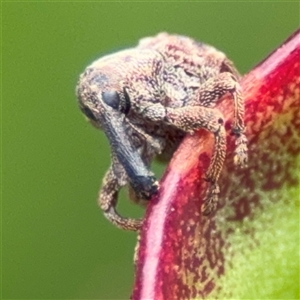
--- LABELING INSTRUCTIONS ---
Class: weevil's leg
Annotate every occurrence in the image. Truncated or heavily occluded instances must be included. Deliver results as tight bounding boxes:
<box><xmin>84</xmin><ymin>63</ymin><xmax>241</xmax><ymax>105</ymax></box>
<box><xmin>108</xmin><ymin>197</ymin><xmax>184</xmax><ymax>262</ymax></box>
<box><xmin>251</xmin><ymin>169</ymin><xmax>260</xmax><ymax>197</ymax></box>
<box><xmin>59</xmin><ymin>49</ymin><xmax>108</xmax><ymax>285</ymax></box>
<box><xmin>164</xmin><ymin>105</ymin><xmax>226</xmax><ymax>214</ymax></box>
<box><xmin>141</xmin><ymin>104</ymin><xmax>227</xmax><ymax>214</ymax></box>
<box><xmin>140</xmin><ymin>104</ymin><xmax>227</xmax><ymax>181</ymax></box>
<box><xmin>98</xmin><ymin>166</ymin><xmax>142</xmax><ymax>231</ymax></box>
<box><xmin>134</xmin><ymin>231</ymin><xmax>141</xmax><ymax>267</ymax></box>
<box><xmin>193</xmin><ymin>72</ymin><xmax>248</xmax><ymax>166</ymax></box>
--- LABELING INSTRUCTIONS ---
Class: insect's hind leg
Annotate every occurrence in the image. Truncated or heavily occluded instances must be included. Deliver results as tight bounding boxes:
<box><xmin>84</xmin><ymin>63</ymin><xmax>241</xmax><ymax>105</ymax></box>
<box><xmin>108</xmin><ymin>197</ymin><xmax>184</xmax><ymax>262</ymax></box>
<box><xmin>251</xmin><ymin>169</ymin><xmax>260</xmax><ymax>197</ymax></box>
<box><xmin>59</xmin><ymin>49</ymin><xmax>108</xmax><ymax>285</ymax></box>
<box><xmin>98</xmin><ymin>166</ymin><xmax>142</xmax><ymax>231</ymax></box>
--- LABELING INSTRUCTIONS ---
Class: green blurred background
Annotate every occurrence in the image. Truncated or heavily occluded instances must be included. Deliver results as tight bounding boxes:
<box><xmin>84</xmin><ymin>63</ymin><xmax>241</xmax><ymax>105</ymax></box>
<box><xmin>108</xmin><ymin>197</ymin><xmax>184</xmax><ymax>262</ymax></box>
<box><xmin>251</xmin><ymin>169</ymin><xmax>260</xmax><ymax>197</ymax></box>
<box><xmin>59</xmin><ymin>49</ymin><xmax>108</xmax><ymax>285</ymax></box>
<box><xmin>2</xmin><ymin>1</ymin><xmax>299</xmax><ymax>299</ymax></box>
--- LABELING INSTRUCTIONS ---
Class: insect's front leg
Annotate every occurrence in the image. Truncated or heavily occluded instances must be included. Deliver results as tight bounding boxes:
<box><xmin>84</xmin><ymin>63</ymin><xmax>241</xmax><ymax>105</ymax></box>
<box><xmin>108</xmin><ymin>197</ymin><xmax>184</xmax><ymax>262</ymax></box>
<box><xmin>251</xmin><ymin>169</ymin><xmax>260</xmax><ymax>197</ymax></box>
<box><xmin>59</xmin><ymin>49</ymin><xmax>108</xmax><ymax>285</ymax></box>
<box><xmin>140</xmin><ymin>103</ymin><xmax>227</xmax><ymax>214</ymax></box>
<box><xmin>193</xmin><ymin>72</ymin><xmax>248</xmax><ymax>167</ymax></box>
<box><xmin>98</xmin><ymin>165</ymin><xmax>143</xmax><ymax>231</ymax></box>
<box><xmin>166</xmin><ymin>106</ymin><xmax>227</xmax><ymax>214</ymax></box>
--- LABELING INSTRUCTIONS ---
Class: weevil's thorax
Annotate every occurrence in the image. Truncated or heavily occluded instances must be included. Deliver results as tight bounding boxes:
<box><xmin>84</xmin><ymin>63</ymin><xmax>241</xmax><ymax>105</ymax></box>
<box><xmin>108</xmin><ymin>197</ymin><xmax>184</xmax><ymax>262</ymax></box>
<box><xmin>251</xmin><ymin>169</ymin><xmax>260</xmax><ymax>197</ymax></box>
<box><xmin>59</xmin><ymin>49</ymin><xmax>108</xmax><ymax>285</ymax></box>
<box><xmin>76</xmin><ymin>48</ymin><xmax>161</xmax><ymax>126</ymax></box>
<box><xmin>77</xmin><ymin>48</ymin><xmax>164</xmax><ymax>104</ymax></box>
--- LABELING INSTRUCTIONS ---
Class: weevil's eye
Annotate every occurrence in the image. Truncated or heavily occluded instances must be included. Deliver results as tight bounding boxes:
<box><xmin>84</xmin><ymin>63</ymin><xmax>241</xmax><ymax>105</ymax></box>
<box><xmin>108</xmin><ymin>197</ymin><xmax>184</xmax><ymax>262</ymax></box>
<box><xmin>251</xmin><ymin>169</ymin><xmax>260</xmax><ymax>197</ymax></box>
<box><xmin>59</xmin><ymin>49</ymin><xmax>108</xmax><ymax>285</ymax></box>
<box><xmin>102</xmin><ymin>89</ymin><xmax>131</xmax><ymax>114</ymax></box>
<box><xmin>81</xmin><ymin>105</ymin><xmax>97</xmax><ymax>122</ymax></box>
<box><xmin>102</xmin><ymin>90</ymin><xmax>120</xmax><ymax>110</ymax></box>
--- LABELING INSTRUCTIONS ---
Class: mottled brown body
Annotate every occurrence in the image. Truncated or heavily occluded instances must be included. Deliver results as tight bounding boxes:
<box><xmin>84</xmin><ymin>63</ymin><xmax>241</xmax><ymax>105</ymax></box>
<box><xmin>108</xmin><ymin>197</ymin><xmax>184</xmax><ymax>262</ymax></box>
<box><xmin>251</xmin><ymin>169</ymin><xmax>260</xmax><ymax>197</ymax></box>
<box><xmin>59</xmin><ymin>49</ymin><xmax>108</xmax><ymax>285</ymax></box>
<box><xmin>76</xmin><ymin>33</ymin><xmax>248</xmax><ymax>231</ymax></box>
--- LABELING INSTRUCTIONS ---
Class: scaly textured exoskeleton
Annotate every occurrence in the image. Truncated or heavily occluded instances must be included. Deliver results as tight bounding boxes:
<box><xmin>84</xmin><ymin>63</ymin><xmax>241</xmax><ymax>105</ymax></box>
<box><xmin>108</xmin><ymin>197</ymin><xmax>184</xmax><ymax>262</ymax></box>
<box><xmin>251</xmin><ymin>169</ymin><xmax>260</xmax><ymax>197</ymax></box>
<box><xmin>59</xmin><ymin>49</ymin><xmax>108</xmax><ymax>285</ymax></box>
<box><xmin>76</xmin><ymin>33</ymin><xmax>248</xmax><ymax>231</ymax></box>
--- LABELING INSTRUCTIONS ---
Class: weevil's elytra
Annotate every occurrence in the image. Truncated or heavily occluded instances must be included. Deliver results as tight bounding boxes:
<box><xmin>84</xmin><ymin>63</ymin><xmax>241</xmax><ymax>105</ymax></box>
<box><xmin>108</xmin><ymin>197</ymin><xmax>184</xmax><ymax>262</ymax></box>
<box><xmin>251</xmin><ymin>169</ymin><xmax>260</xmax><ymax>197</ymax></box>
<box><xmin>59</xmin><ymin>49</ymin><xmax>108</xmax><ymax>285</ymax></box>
<box><xmin>76</xmin><ymin>32</ymin><xmax>248</xmax><ymax>231</ymax></box>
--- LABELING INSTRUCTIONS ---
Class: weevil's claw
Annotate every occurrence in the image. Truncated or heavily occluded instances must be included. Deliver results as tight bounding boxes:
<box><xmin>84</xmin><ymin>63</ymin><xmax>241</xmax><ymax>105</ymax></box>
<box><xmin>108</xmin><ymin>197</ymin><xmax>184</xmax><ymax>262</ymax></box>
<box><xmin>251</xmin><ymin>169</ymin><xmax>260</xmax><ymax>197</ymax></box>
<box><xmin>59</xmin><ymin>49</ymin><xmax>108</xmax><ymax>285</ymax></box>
<box><xmin>234</xmin><ymin>134</ymin><xmax>248</xmax><ymax>167</ymax></box>
<box><xmin>201</xmin><ymin>183</ymin><xmax>220</xmax><ymax>215</ymax></box>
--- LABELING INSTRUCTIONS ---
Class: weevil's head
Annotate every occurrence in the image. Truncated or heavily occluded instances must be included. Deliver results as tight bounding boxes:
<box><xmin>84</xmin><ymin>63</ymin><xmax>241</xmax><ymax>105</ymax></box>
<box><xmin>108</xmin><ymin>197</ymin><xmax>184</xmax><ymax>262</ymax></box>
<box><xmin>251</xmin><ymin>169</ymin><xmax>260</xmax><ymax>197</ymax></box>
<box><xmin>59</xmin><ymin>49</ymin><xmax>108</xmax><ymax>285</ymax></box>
<box><xmin>76</xmin><ymin>60</ymin><xmax>158</xmax><ymax>200</ymax></box>
<box><xmin>76</xmin><ymin>63</ymin><xmax>131</xmax><ymax>130</ymax></box>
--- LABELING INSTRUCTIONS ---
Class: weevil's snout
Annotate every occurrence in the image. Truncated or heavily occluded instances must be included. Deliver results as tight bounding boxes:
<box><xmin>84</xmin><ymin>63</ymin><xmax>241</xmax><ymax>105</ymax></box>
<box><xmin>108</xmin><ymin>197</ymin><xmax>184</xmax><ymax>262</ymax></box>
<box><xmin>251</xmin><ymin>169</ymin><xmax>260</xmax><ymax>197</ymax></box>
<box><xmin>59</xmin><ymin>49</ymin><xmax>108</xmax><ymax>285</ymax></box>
<box><xmin>131</xmin><ymin>175</ymin><xmax>159</xmax><ymax>200</ymax></box>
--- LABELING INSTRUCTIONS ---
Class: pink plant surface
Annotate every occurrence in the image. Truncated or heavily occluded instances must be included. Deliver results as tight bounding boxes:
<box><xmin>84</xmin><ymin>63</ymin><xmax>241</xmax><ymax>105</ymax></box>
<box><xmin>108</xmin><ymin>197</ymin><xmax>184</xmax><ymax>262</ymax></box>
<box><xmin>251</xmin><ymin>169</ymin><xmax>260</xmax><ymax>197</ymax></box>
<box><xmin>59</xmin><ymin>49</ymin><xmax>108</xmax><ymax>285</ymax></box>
<box><xmin>132</xmin><ymin>29</ymin><xmax>300</xmax><ymax>300</ymax></box>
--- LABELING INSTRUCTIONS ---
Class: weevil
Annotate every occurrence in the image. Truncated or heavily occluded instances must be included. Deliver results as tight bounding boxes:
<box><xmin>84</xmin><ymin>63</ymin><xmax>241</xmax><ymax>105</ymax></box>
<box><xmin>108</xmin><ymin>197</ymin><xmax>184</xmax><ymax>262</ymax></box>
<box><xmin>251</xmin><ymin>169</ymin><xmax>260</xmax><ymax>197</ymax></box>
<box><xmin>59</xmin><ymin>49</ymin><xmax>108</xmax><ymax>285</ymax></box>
<box><xmin>76</xmin><ymin>33</ymin><xmax>248</xmax><ymax>231</ymax></box>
